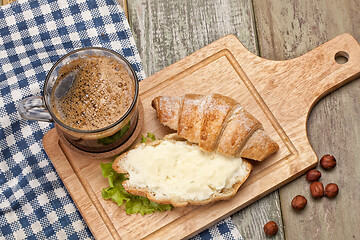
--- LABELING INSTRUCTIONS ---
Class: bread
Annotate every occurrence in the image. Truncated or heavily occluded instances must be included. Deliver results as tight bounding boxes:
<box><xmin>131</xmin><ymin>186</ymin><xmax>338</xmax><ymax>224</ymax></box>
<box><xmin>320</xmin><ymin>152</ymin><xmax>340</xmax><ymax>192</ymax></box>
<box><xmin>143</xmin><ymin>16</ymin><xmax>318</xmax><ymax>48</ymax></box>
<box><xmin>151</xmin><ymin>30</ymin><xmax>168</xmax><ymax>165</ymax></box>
<box><xmin>152</xmin><ymin>93</ymin><xmax>279</xmax><ymax>161</ymax></box>
<box><xmin>113</xmin><ymin>134</ymin><xmax>252</xmax><ymax>207</ymax></box>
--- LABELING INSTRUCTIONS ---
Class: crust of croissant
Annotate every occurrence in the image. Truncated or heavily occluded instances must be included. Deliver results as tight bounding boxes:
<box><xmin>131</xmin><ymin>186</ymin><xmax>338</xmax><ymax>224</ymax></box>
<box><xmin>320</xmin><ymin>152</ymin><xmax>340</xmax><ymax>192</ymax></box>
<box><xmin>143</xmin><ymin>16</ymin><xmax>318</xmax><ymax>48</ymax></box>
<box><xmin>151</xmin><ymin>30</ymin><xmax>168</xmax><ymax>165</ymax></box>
<box><xmin>112</xmin><ymin>134</ymin><xmax>252</xmax><ymax>207</ymax></box>
<box><xmin>178</xmin><ymin>94</ymin><xmax>205</xmax><ymax>143</ymax></box>
<box><xmin>151</xmin><ymin>96</ymin><xmax>181</xmax><ymax>130</ymax></box>
<box><xmin>152</xmin><ymin>94</ymin><xmax>279</xmax><ymax>162</ymax></box>
<box><xmin>198</xmin><ymin>93</ymin><xmax>237</xmax><ymax>151</ymax></box>
<box><xmin>216</xmin><ymin>104</ymin><xmax>261</xmax><ymax>157</ymax></box>
<box><xmin>240</xmin><ymin>129</ymin><xmax>279</xmax><ymax>160</ymax></box>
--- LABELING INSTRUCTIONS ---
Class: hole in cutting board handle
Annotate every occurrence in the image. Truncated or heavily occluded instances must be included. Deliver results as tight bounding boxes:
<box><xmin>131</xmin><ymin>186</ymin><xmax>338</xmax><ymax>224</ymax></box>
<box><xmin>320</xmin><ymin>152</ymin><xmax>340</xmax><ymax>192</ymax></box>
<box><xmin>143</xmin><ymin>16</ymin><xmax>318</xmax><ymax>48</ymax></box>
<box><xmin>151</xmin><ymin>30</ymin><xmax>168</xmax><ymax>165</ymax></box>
<box><xmin>335</xmin><ymin>51</ymin><xmax>349</xmax><ymax>64</ymax></box>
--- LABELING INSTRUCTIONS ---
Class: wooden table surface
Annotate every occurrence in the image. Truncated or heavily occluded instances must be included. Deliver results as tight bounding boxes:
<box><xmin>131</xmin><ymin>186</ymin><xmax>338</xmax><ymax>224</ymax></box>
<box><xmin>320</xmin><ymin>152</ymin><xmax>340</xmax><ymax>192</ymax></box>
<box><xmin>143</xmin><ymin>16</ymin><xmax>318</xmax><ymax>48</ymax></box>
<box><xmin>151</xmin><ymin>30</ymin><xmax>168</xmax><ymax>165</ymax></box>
<box><xmin>2</xmin><ymin>0</ymin><xmax>359</xmax><ymax>239</ymax></box>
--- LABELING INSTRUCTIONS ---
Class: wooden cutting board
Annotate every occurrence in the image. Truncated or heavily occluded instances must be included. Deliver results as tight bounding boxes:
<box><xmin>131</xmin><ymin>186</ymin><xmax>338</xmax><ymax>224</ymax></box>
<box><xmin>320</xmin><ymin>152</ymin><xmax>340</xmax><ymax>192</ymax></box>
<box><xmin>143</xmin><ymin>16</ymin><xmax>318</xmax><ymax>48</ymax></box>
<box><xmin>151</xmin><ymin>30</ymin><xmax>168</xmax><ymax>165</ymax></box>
<box><xmin>43</xmin><ymin>33</ymin><xmax>360</xmax><ymax>240</ymax></box>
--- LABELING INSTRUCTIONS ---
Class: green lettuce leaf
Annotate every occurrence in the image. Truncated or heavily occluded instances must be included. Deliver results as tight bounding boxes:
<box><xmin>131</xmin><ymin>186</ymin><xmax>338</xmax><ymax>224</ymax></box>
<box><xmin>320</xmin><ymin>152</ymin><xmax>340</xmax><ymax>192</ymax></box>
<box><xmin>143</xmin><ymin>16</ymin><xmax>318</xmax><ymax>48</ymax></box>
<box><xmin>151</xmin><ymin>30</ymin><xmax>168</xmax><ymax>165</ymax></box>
<box><xmin>140</xmin><ymin>132</ymin><xmax>157</xmax><ymax>143</ymax></box>
<box><xmin>124</xmin><ymin>196</ymin><xmax>173</xmax><ymax>215</ymax></box>
<box><xmin>100</xmin><ymin>162</ymin><xmax>173</xmax><ymax>215</ymax></box>
<box><xmin>98</xmin><ymin>121</ymin><xmax>130</xmax><ymax>145</ymax></box>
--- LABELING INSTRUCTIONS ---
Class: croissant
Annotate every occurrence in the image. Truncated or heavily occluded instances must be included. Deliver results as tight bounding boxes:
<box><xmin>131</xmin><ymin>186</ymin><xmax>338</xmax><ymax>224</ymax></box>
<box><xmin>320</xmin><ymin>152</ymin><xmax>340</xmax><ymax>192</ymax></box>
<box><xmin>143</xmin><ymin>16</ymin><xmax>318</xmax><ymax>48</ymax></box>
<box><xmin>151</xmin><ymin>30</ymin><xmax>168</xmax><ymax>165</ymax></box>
<box><xmin>151</xmin><ymin>93</ymin><xmax>279</xmax><ymax>161</ymax></box>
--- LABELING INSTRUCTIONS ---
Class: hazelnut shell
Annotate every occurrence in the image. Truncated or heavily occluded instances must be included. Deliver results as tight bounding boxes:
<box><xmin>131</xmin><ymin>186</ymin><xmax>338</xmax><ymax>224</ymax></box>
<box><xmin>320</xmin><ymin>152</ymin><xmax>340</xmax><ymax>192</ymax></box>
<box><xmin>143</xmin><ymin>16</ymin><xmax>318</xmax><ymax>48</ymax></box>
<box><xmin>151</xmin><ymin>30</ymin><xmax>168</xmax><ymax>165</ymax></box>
<box><xmin>291</xmin><ymin>195</ymin><xmax>307</xmax><ymax>210</ymax></box>
<box><xmin>264</xmin><ymin>221</ymin><xmax>278</xmax><ymax>236</ymax></box>
<box><xmin>325</xmin><ymin>183</ymin><xmax>339</xmax><ymax>198</ymax></box>
<box><xmin>306</xmin><ymin>169</ymin><xmax>321</xmax><ymax>181</ymax></box>
<box><xmin>310</xmin><ymin>181</ymin><xmax>324</xmax><ymax>199</ymax></box>
<box><xmin>320</xmin><ymin>155</ymin><xmax>336</xmax><ymax>170</ymax></box>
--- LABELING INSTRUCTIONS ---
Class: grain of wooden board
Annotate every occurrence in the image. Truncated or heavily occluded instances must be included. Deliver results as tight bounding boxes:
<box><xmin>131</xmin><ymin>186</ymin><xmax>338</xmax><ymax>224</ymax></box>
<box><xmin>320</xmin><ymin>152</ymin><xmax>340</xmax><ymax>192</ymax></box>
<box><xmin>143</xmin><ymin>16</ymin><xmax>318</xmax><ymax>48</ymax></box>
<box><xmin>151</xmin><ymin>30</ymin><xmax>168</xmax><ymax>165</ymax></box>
<box><xmin>253</xmin><ymin>1</ymin><xmax>360</xmax><ymax>239</ymax></box>
<box><xmin>1</xmin><ymin>0</ymin><xmax>14</xmax><ymax>5</ymax></box>
<box><xmin>43</xmin><ymin>33</ymin><xmax>360</xmax><ymax>240</ymax></box>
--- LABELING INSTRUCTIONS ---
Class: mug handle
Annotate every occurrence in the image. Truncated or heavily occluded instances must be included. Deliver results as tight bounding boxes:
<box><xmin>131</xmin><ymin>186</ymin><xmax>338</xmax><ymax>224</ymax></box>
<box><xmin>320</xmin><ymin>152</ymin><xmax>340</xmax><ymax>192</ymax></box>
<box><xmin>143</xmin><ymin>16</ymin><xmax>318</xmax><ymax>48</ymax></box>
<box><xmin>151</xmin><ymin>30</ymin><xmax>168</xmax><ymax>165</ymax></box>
<box><xmin>18</xmin><ymin>96</ymin><xmax>53</xmax><ymax>122</ymax></box>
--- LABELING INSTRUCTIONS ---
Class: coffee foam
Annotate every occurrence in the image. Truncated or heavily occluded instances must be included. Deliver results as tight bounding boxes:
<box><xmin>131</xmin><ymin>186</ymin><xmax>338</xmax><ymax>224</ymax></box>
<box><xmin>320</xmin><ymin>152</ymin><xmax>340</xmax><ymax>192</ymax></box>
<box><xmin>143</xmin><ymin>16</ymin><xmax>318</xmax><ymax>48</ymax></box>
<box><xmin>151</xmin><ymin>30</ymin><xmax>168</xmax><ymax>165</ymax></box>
<box><xmin>52</xmin><ymin>55</ymin><xmax>135</xmax><ymax>131</ymax></box>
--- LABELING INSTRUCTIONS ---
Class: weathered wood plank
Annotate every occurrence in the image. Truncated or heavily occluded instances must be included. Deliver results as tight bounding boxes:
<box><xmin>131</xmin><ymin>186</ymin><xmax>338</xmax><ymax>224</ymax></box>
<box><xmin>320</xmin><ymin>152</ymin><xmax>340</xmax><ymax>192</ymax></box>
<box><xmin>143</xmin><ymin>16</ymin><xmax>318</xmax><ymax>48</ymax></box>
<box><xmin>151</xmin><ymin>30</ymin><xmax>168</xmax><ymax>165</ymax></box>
<box><xmin>253</xmin><ymin>0</ymin><xmax>360</xmax><ymax>239</ymax></box>
<box><xmin>253</xmin><ymin>0</ymin><xmax>360</xmax><ymax>60</ymax></box>
<box><xmin>232</xmin><ymin>191</ymin><xmax>285</xmax><ymax>240</ymax></box>
<box><xmin>127</xmin><ymin>0</ymin><xmax>258</xmax><ymax>75</ymax></box>
<box><xmin>127</xmin><ymin>0</ymin><xmax>285</xmax><ymax>239</ymax></box>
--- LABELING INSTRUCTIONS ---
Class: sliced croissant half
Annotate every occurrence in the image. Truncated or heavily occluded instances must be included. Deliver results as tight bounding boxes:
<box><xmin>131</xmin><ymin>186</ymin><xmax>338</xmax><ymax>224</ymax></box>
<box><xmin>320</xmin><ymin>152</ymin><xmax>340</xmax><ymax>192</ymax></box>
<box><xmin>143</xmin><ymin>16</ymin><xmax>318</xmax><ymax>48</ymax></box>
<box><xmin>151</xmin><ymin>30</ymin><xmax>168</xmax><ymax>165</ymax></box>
<box><xmin>151</xmin><ymin>93</ymin><xmax>279</xmax><ymax>161</ymax></box>
<box><xmin>113</xmin><ymin>134</ymin><xmax>252</xmax><ymax>207</ymax></box>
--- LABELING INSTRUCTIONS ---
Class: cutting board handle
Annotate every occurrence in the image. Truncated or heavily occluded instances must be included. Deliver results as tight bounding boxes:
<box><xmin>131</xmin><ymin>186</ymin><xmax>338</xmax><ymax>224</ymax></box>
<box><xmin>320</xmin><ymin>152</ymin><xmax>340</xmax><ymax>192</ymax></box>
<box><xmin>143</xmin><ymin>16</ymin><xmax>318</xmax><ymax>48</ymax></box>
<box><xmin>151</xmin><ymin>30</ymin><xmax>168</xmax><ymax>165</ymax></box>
<box><xmin>284</xmin><ymin>33</ymin><xmax>360</xmax><ymax>110</ymax></box>
<box><xmin>234</xmin><ymin>33</ymin><xmax>360</xmax><ymax>119</ymax></box>
<box><xmin>227</xmin><ymin>33</ymin><xmax>360</xmax><ymax>127</ymax></box>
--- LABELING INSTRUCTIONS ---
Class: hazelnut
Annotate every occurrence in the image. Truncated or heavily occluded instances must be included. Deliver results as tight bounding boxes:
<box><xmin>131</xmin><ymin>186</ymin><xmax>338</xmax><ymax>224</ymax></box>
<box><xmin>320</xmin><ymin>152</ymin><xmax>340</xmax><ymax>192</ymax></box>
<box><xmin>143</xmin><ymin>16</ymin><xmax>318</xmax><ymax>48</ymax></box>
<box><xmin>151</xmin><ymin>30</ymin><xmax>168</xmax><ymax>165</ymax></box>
<box><xmin>291</xmin><ymin>195</ymin><xmax>307</xmax><ymax>210</ymax></box>
<box><xmin>264</xmin><ymin>221</ymin><xmax>278</xmax><ymax>236</ymax></box>
<box><xmin>310</xmin><ymin>181</ymin><xmax>324</xmax><ymax>199</ymax></box>
<box><xmin>325</xmin><ymin>183</ymin><xmax>339</xmax><ymax>198</ymax></box>
<box><xmin>320</xmin><ymin>155</ymin><xmax>336</xmax><ymax>170</ymax></box>
<box><xmin>306</xmin><ymin>169</ymin><xmax>321</xmax><ymax>181</ymax></box>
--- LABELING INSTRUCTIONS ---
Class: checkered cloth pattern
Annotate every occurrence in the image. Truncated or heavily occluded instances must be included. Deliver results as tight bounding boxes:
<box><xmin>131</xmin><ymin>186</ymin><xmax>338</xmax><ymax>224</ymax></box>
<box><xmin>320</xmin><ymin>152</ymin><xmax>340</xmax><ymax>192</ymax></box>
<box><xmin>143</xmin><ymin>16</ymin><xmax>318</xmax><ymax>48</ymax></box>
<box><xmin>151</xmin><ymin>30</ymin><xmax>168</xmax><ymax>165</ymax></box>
<box><xmin>191</xmin><ymin>218</ymin><xmax>243</xmax><ymax>240</ymax></box>
<box><xmin>0</xmin><ymin>0</ymin><xmax>244</xmax><ymax>239</ymax></box>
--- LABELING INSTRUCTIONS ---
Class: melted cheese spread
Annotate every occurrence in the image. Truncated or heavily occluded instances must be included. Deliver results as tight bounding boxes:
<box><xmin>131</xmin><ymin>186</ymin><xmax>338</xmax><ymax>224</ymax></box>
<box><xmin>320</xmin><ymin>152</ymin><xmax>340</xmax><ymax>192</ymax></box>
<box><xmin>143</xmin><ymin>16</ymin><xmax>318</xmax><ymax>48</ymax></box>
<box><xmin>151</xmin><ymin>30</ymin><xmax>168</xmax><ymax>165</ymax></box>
<box><xmin>123</xmin><ymin>140</ymin><xmax>249</xmax><ymax>201</ymax></box>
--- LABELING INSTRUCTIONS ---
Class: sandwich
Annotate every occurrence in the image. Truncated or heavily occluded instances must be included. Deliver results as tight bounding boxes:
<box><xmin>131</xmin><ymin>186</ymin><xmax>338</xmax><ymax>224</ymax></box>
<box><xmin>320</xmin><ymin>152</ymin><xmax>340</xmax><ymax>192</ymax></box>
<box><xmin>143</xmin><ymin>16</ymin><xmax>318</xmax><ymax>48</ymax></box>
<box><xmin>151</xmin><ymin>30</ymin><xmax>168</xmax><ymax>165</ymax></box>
<box><xmin>111</xmin><ymin>93</ymin><xmax>278</xmax><ymax>208</ymax></box>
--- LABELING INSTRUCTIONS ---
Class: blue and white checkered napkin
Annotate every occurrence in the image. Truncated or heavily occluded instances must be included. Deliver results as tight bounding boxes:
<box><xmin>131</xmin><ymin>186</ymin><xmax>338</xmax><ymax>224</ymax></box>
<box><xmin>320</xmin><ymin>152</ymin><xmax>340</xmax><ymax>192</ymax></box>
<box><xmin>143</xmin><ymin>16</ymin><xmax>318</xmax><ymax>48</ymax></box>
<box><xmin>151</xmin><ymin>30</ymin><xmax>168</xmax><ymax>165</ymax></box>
<box><xmin>0</xmin><ymin>0</ymin><xmax>244</xmax><ymax>239</ymax></box>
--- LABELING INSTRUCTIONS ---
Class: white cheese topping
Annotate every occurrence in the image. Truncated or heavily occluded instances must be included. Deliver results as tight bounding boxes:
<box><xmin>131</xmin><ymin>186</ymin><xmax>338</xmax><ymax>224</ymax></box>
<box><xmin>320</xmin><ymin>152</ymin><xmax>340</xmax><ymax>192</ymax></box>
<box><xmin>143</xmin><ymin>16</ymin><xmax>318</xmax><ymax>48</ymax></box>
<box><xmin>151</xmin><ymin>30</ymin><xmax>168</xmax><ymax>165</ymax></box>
<box><xmin>123</xmin><ymin>140</ymin><xmax>249</xmax><ymax>201</ymax></box>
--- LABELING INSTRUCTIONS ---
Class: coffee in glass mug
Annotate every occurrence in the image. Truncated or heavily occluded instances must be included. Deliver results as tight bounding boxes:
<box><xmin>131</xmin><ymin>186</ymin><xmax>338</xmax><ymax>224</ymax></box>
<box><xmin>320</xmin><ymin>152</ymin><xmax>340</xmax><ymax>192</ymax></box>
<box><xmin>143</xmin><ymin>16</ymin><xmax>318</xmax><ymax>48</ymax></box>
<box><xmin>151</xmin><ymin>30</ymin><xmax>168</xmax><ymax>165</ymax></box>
<box><xmin>18</xmin><ymin>47</ymin><xmax>140</xmax><ymax>153</ymax></box>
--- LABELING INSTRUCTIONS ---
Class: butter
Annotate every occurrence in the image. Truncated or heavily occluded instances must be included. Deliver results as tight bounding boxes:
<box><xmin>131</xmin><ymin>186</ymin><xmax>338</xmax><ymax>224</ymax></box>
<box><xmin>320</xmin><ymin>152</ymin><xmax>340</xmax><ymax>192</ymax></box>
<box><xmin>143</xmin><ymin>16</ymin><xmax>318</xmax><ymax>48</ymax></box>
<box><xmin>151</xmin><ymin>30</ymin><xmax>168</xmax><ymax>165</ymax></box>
<box><xmin>123</xmin><ymin>140</ymin><xmax>249</xmax><ymax>201</ymax></box>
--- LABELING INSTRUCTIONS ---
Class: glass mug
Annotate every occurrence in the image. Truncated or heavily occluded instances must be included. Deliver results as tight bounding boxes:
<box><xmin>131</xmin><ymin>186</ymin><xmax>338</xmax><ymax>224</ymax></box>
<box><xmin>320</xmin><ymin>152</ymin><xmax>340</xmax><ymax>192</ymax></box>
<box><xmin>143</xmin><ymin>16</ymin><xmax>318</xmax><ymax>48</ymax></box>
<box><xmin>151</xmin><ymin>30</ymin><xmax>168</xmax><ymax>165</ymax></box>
<box><xmin>18</xmin><ymin>47</ymin><xmax>139</xmax><ymax>153</ymax></box>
